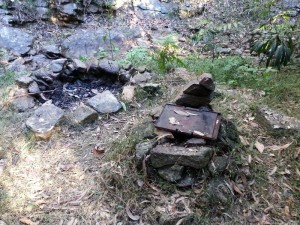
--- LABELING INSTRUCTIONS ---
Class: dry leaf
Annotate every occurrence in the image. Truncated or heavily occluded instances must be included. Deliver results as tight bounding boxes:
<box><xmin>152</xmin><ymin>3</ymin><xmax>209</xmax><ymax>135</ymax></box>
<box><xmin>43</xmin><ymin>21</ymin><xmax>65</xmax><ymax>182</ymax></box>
<box><xmin>248</xmin><ymin>154</ymin><xmax>252</xmax><ymax>164</ymax></box>
<box><xmin>296</xmin><ymin>168</ymin><xmax>300</xmax><ymax>176</ymax></box>
<box><xmin>67</xmin><ymin>217</ymin><xmax>78</xmax><ymax>225</ymax></box>
<box><xmin>269</xmin><ymin>166</ymin><xmax>277</xmax><ymax>176</ymax></box>
<box><xmin>267</xmin><ymin>142</ymin><xmax>292</xmax><ymax>151</ymax></box>
<box><xmin>255</xmin><ymin>140</ymin><xmax>265</xmax><ymax>153</ymax></box>
<box><xmin>154</xmin><ymin>128</ymin><xmax>174</xmax><ymax>141</ymax></box>
<box><xmin>173</xmin><ymin>110</ymin><xmax>190</xmax><ymax>116</ymax></box>
<box><xmin>239</xmin><ymin>135</ymin><xmax>249</xmax><ymax>146</ymax></box>
<box><xmin>232</xmin><ymin>182</ymin><xmax>244</xmax><ymax>195</ymax></box>
<box><xmin>19</xmin><ymin>217</ymin><xmax>38</xmax><ymax>225</ymax></box>
<box><xmin>284</xmin><ymin>206</ymin><xmax>290</xmax><ymax>216</ymax></box>
<box><xmin>169</xmin><ymin>117</ymin><xmax>180</xmax><ymax>125</ymax></box>
<box><xmin>126</xmin><ymin>203</ymin><xmax>140</xmax><ymax>221</ymax></box>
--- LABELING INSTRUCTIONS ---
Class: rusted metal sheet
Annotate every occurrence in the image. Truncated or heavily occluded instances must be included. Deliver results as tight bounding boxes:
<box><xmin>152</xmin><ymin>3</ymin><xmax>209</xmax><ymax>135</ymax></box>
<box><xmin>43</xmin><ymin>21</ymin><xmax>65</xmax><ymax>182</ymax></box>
<box><xmin>155</xmin><ymin>104</ymin><xmax>221</xmax><ymax>140</ymax></box>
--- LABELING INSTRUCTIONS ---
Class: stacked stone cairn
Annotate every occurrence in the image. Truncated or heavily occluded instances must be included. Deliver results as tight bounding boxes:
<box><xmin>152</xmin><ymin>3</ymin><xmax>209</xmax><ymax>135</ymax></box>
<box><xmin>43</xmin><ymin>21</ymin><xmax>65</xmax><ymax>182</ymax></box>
<box><xmin>135</xmin><ymin>73</ymin><xmax>240</xmax><ymax>190</ymax></box>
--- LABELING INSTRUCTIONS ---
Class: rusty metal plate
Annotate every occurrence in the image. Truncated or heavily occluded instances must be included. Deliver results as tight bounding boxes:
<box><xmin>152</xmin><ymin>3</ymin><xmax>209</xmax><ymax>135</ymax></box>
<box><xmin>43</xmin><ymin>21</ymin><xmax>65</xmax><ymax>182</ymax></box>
<box><xmin>155</xmin><ymin>104</ymin><xmax>221</xmax><ymax>140</ymax></box>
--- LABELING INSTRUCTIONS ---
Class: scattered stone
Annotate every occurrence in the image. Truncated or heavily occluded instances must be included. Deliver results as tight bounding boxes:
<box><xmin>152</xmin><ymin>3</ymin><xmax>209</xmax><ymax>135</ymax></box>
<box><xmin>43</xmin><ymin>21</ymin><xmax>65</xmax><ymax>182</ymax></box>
<box><xmin>11</xmin><ymin>95</ymin><xmax>35</xmax><ymax>112</ymax></box>
<box><xmin>73</xmin><ymin>58</ymin><xmax>87</xmax><ymax>72</ymax></box>
<box><xmin>137</xmin><ymin>65</ymin><xmax>147</xmax><ymax>73</ymax></box>
<box><xmin>207</xmin><ymin>177</ymin><xmax>234</xmax><ymax>207</ymax></box>
<box><xmin>87</xmin><ymin>90</ymin><xmax>121</xmax><ymax>114</ymax></box>
<box><xmin>158</xmin><ymin>164</ymin><xmax>184</xmax><ymax>182</ymax></box>
<box><xmin>15</xmin><ymin>75</ymin><xmax>33</xmax><ymax>88</ymax></box>
<box><xmin>178</xmin><ymin>3</ymin><xmax>205</xmax><ymax>18</ymax></box>
<box><xmin>138</xmin><ymin>83</ymin><xmax>160</xmax><ymax>94</ymax></box>
<box><xmin>150</xmin><ymin>145</ymin><xmax>214</xmax><ymax>169</ymax></box>
<box><xmin>175</xmin><ymin>93</ymin><xmax>213</xmax><ymax>107</ymax></box>
<box><xmin>26</xmin><ymin>102</ymin><xmax>64</xmax><ymax>139</ymax></box>
<box><xmin>122</xmin><ymin>62</ymin><xmax>132</xmax><ymax>70</ymax></box>
<box><xmin>121</xmin><ymin>85</ymin><xmax>135</xmax><ymax>102</ymax></box>
<box><xmin>32</xmin><ymin>69</ymin><xmax>53</xmax><ymax>84</ymax></box>
<box><xmin>69</xmin><ymin>104</ymin><xmax>98</xmax><ymax>125</ymax></box>
<box><xmin>42</xmin><ymin>44</ymin><xmax>61</xmax><ymax>59</ymax></box>
<box><xmin>6</xmin><ymin>57</ymin><xmax>26</xmax><ymax>72</ymax></box>
<box><xmin>135</xmin><ymin>140</ymin><xmax>157</xmax><ymax>167</ymax></box>
<box><xmin>199</xmin><ymin>73</ymin><xmax>215</xmax><ymax>91</ymax></box>
<box><xmin>208</xmin><ymin>156</ymin><xmax>229</xmax><ymax>175</ymax></box>
<box><xmin>256</xmin><ymin>105</ymin><xmax>300</xmax><ymax>134</ymax></box>
<box><xmin>217</xmin><ymin>118</ymin><xmax>240</xmax><ymax>151</ymax></box>
<box><xmin>185</xmin><ymin>138</ymin><xmax>206</xmax><ymax>147</ymax></box>
<box><xmin>176</xmin><ymin>171</ymin><xmax>196</xmax><ymax>187</ymax></box>
<box><xmin>159</xmin><ymin>213</ymin><xmax>194</xmax><ymax>225</ymax></box>
<box><xmin>217</xmin><ymin>47</ymin><xmax>232</xmax><ymax>54</ymax></box>
<box><xmin>0</xmin><ymin>27</ymin><xmax>34</xmax><ymax>55</ymax></box>
<box><xmin>0</xmin><ymin>220</ymin><xmax>7</xmax><ymax>225</ymax></box>
<box><xmin>28</xmin><ymin>81</ymin><xmax>40</xmax><ymax>94</ymax></box>
<box><xmin>134</xmin><ymin>0</ymin><xmax>169</xmax><ymax>14</ymax></box>
<box><xmin>130</xmin><ymin>72</ymin><xmax>152</xmax><ymax>84</ymax></box>
<box><xmin>119</xmin><ymin>70</ymin><xmax>131</xmax><ymax>83</ymax></box>
<box><xmin>50</xmin><ymin>58</ymin><xmax>67</xmax><ymax>73</ymax></box>
<box><xmin>98</xmin><ymin>59</ymin><xmax>119</xmax><ymax>77</ymax></box>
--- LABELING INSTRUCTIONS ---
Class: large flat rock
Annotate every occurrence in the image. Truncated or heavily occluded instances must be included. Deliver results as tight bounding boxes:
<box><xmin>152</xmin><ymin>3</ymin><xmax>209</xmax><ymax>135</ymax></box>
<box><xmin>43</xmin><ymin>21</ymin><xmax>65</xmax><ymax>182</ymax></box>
<box><xmin>150</xmin><ymin>145</ymin><xmax>214</xmax><ymax>169</ymax></box>
<box><xmin>61</xmin><ymin>28</ymin><xmax>142</xmax><ymax>59</ymax></box>
<box><xmin>26</xmin><ymin>103</ymin><xmax>64</xmax><ymax>139</ymax></box>
<box><xmin>87</xmin><ymin>90</ymin><xmax>121</xmax><ymax>114</ymax></box>
<box><xmin>0</xmin><ymin>27</ymin><xmax>34</xmax><ymax>55</ymax></box>
<box><xmin>256</xmin><ymin>105</ymin><xmax>300</xmax><ymax>134</ymax></box>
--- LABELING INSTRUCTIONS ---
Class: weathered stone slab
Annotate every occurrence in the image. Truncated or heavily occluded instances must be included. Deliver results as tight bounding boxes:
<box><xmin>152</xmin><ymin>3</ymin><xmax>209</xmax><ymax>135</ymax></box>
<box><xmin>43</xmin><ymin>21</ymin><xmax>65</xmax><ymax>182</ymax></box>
<box><xmin>183</xmin><ymin>83</ymin><xmax>212</xmax><ymax>96</ymax></box>
<box><xmin>158</xmin><ymin>164</ymin><xmax>184</xmax><ymax>182</ymax></box>
<box><xmin>98</xmin><ymin>59</ymin><xmax>119</xmax><ymax>76</ymax></box>
<box><xmin>175</xmin><ymin>93</ymin><xmax>213</xmax><ymax>107</ymax></box>
<box><xmin>185</xmin><ymin>138</ymin><xmax>206</xmax><ymax>147</ymax></box>
<box><xmin>130</xmin><ymin>72</ymin><xmax>152</xmax><ymax>84</ymax></box>
<box><xmin>87</xmin><ymin>90</ymin><xmax>121</xmax><ymax>114</ymax></box>
<box><xmin>121</xmin><ymin>85</ymin><xmax>135</xmax><ymax>102</ymax></box>
<box><xmin>0</xmin><ymin>27</ymin><xmax>34</xmax><ymax>55</ymax></box>
<box><xmin>50</xmin><ymin>58</ymin><xmax>67</xmax><ymax>73</ymax></box>
<box><xmin>11</xmin><ymin>96</ymin><xmax>35</xmax><ymax>112</ymax></box>
<box><xmin>199</xmin><ymin>73</ymin><xmax>215</xmax><ymax>91</ymax></box>
<box><xmin>150</xmin><ymin>145</ymin><xmax>213</xmax><ymax>169</ymax></box>
<box><xmin>26</xmin><ymin>103</ymin><xmax>64</xmax><ymax>139</ymax></box>
<box><xmin>15</xmin><ymin>75</ymin><xmax>33</xmax><ymax>88</ymax></box>
<box><xmin>69</xmin><ymin>104</ymin><xmax>98</xmax><ymax>125</ymax></box>
<box><xmin>135</xmin><ymin>140</ymin><xmax>157</xmax><ymax>167</ymax></box>
<box><xmin>256</xmin><ymin>105</ymin><xmax>300</xmax><ymax>134</ymax></box>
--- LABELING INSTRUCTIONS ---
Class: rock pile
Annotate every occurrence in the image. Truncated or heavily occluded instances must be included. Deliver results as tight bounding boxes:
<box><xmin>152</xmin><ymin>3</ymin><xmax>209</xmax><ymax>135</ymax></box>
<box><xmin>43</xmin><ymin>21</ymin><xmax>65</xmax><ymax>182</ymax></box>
<box><xmin>135</xmin><ymin>73</ymin><xmax>240</xmax><ymax>187</ymax></box>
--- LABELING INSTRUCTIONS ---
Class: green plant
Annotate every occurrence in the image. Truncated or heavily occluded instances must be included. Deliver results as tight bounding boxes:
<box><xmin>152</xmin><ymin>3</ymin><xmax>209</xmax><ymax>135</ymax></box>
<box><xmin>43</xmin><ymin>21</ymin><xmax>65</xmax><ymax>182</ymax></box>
<box><xmin>97</xmin><ymin>48</ymin><xmax>107</xmax><ymax>59</ymax></box>
<box><xmin>151</xmin><ymin>35</ymin><xmax>185</xmax><ymax>73</ymax></box>
<box><xmin>121</xmin><ymin>47</ymin><xmax>152</xmax><ymax>68</ymax></box>
<box><xmin>251</xmin><ymin>11</ymin><xmax>299</xmax><ymax>69</ymax></box>
<box><xmin>79</xmin><ymin>55</ymin><xmax>88</xmax><ymax>62</ymax></box>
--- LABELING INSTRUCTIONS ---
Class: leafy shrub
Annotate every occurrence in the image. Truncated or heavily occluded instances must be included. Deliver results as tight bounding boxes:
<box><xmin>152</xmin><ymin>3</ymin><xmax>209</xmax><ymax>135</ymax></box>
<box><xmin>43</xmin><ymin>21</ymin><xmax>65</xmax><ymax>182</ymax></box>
<box><xmin>151</xmin><ymin>35</ymin><xmax>185</xmax><ymax>73</ymax></box>
<box><xmin>251</xmin><ymin>11</ymin><xmax>299</xmax><ymax>69</ymax></box>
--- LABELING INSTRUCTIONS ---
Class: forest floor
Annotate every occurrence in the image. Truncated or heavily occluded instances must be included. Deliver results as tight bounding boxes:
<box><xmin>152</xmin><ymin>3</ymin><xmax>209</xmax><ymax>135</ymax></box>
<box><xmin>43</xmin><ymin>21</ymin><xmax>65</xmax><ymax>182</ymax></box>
<box><xmin>0</xmin><ymin>0</ymin><xmax>300</xmax><ymax>224</ymax></box>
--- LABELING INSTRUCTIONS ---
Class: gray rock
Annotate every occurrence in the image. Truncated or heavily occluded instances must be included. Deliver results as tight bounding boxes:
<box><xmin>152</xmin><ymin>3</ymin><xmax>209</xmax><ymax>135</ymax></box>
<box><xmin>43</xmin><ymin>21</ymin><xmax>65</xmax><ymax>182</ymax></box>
<box><xmin>216</xmin><ymin>47</ymin><xmax>232</xmax><ymax>54</ymax></box>
<box><xmin>158</xmin><ymin>164</ymin><xmax>184</xmax><ymax>182</ymax></box>
<box><xmin>121</xmin><ymin>85</ymin><xmax>135</xmax><ymax>102</ymax></box>
<box><xmin>26</xmin><ymin>103</ymin><xmax>64</xmax><ymax>139</ymax></box>
<box><xmin>175</xmin><ymin>93</ymin><xmax>213</xmax><ymax>107</ymax></box>
<box><xmin>42</xmin><ymin>45</ymin><xmax>61</xmax><ymax>59</ymax></box>
<box><xmin>178</xmin><ymin>3</ymin><xmax>205</xmax><ymax>18</ymax></box>
<box><xmin>11</xmin><ymin>96</ymin><xmax>35</xmax><ymax>112</ymax></box>
<box><xmin>0</xmin><ymin>220</ymin><xmax>7</xmax><ymax>225</ymax></box>
<box><xmin>60</xmin><ymin>3</ymin><xmax>78</xmax><ymax>15</ymax></box>
<box><xmin>98</xmin><ymin>59</ymin><xmax>119</xmax><ymax>76</ymax></box>
<box><xmin>176</xmin><ymin>172</ymin><xmax>195</xmax><ymax>187</ymax></box>
<box><xmin>32</xmin><ymin>69</ymin><xmax>53</xmax><ymax>84</ymax></box>
<box><xmin>217</xmin><ymin>119</ymin><xmax>240</xmax><ymax>151</ymax></box>
<box><xmin>130</xmin><ymin>72</ymin><xmax>152</xmax><ymax>84</ymax></box>
<box><xmin>6</xmin><ymin>57</ymin><xmax>26</xmax><ymax>72</ymax></box>
<box><xmin>28</xmin><ymin>81</ymin><xmax>40</xmax><ymax>94</ymax></box>
<box><xmin>62</xmin><ymin>29</ymin><xmax>128</xmax><ymax>59</ymax></box>
<box><xmin>208</xmin><ymin>156</ymin><xmax>229</xmax><ymax>175</ymax></box>
<box><xmin>15</xmin><ymin>75</ymin><xmax>33</xmax><ymax>88</ymax></box>
<box><xmin>199</xmin><ymin>73</ymin><xmax>215</xmax><ymax>91</ymax></box>
<box><xmin>72</xmin><ymin>59</ymin><xmax>87</xmax><ymax>72</ymax></box>
<box><xmin>135</xmin><ymin>140</ymin><xmax>157</xmax><ymax>167</ymax></box>
<box><xmin>138</xmin><ymin>83</ymin><xmax>160</xmax><ymax>93</ymax></box>
<box><xmin>207</xmin><ymin>177</ymin><xmax>234</xmax><ymax>207</ymax></box>
<box><xmin>69</xmin><ymin>104</ymin><xmax>98</xmax><ymax>125</ymax></box>
<box><xmin>159</xmin><ymin>213</ymin><xmax>194</xmax><ymax>225</ymax></box>
<box><xmin>51</xmin><ymin>58</ymin><xmax>67</xmax><ymax>73</ymax></box>
<box><xmin>185</xmin><ymin>138</ymin><xmax>206</xmax><ymax>147</ymax></box>
<box><xmin>87</xmin><ymin>90</ymin><xmax>121</xmax><ymax>114</ymax></box>
<box><xmin>35</xmin><ymin>0</ymin><xmax>48</xmax><ymax>7</ymax></box>
<box><xmin>0</xmin><ymin>27</ymin><xmax>34</xmax><ymax>55</ymax></box>
<box><xmin>150</xmin><ymin>145</ymin><xmax>214</xmax><ymax>169</ymax></box>
<box><xmin>133</xmin><ymin>0</ymin><xmax>169</xmax><ymax>14</ymax></box>
<box><xmin>256</xmin><ymin>105</ymin><xmax>300</xmax><ymax>134</ymax></box>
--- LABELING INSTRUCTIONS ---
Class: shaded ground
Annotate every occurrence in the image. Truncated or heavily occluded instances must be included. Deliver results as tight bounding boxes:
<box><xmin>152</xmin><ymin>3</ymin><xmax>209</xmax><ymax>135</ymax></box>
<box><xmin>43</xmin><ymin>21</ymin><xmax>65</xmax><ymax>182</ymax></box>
<box><xmin>0</xmin><ymin>0</ymin><xmax>300</xmax><ymax>224</ymax></box>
